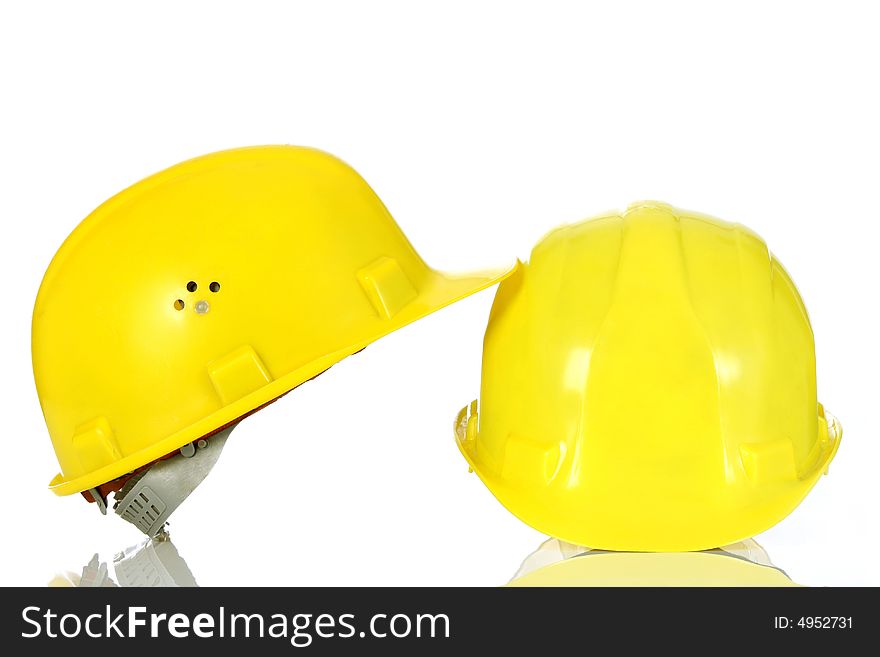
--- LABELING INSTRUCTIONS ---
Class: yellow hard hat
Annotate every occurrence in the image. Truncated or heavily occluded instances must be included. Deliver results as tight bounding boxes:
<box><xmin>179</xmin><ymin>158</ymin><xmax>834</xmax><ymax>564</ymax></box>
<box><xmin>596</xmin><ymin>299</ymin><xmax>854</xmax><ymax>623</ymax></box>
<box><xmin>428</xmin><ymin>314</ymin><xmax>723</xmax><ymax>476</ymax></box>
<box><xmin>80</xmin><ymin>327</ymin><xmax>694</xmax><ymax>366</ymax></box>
<box><xmin>456</xmin><ymin>202</ymin><xmax>840</xmax><ymax>552</ymax></box>
<box><xmin>34</xmin><ymin>145</ymin><xmax>512</xmax><ymax>533</ymax></box>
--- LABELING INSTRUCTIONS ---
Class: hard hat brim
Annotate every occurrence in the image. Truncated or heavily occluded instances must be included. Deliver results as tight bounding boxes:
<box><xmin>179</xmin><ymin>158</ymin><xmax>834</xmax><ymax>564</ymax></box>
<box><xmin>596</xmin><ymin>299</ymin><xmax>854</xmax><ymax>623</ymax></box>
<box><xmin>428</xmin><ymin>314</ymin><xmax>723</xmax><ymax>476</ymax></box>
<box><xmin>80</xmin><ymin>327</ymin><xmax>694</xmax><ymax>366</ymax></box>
<box><xmin>455</xmin><ymin>402</ymin><xmax>841</xmax><ymax>552</ymax></box>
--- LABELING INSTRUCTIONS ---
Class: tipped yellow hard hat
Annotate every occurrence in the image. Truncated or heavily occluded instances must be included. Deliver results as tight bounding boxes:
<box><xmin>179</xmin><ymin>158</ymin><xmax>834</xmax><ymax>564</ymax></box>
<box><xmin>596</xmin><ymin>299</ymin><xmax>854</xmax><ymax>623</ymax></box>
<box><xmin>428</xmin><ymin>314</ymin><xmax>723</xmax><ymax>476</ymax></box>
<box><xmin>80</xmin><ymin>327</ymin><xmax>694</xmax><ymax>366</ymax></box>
<box><xmin>456</xmin><ymin>202</ymin><xmax>840</xmax><ymax>552</ymax></box>
<box><xmin>34</xmin><ymin>145</ymin><xmax>512</xmax><ymax>532</ymax></box>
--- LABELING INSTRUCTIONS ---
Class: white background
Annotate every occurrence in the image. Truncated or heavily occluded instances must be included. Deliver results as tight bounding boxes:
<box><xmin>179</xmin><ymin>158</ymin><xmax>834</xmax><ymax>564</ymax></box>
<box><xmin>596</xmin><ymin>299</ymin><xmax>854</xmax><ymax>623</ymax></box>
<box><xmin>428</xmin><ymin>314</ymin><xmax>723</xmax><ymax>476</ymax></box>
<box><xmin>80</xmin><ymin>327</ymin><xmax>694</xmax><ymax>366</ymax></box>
<box><xmin>1</xmin><ymin>1</ymin><xmax>878</xmax><ymax>586</ymax></box>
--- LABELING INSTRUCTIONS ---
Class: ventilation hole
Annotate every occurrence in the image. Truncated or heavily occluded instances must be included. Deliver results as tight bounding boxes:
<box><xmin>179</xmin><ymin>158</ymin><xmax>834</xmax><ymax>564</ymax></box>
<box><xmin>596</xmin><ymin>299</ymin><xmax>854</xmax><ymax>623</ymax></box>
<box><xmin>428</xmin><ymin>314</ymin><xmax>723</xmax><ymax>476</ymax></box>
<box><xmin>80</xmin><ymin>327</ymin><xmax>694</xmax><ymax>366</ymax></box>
<box><xmin>209</xmin><ymin>281</ymin><xmax>221</xmax><ymax>293</ymax></box>
<box><xmin>174</xmin><ymin>299</ymin><xmax>185</xmax><ymax>311</ymax></box>
<box><xmin>186</xmin><ymin>281</ymin><xmax>198</xmax><ymax>292</ymax></box>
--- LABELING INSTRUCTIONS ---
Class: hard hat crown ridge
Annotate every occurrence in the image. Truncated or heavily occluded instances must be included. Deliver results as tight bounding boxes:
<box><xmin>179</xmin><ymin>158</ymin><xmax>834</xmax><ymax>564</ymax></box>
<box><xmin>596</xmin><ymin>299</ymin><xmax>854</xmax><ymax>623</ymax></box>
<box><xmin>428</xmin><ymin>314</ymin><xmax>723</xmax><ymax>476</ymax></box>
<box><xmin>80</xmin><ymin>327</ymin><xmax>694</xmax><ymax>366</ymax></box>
<box><xmin>456</xmin><ymin>202</ymin><xmax>840</xmax><ymax>552</ymax></box>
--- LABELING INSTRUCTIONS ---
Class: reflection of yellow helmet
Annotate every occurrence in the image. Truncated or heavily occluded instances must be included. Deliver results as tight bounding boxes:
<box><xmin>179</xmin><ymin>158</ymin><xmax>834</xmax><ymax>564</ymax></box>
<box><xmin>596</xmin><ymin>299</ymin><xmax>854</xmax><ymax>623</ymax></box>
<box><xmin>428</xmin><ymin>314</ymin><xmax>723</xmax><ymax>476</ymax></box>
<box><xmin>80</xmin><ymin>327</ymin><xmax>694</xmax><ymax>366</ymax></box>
<box><xmin>456</xmin><ymin>202</ymin><xmax>840</xmax><ymax>552</ymax></box>
<box><xmin>35</xmin><ymin>146</ymin><xmax>512</xmax><ymax>531</ymax></box>
<box><xmin>508</xmin><ymin>551</ymin><xmax>798</xmax><ymax>587</ymax></box>
<box><xmin>507</xmin><ymin>538</ymin><xmax>798</xmax><ymax>586</ymax></box>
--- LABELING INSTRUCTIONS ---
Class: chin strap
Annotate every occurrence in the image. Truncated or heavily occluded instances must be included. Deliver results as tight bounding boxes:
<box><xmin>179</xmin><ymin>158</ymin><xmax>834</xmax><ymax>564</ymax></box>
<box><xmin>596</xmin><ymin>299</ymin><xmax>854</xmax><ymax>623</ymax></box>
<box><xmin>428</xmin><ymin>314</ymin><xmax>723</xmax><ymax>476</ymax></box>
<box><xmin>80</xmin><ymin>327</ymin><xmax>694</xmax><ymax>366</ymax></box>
<box><xmin>112</xmin><ymin>424</ymin><xmax>235</xmax><ymax>536</ymax></box>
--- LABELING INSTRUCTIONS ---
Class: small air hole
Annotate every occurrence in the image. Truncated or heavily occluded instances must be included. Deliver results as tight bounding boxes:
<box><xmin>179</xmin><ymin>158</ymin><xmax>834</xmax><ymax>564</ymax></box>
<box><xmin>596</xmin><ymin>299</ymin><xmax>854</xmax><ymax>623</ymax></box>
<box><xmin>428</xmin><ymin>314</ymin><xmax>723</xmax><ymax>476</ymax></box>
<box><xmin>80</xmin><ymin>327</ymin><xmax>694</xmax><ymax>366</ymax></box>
<box><xmin>186</xmin><ymin>281</ymin><xmax>198</xmax><ymax>292</ymax></box>
<box><xmin>209</xmin><ymin>281</ymin><xmax>221</xmax><ymax>293</ymax></box>
<box><xmin>173</xmin><ymin>299</ymin><xmax>185</xmax><ymax>311</ymax></box>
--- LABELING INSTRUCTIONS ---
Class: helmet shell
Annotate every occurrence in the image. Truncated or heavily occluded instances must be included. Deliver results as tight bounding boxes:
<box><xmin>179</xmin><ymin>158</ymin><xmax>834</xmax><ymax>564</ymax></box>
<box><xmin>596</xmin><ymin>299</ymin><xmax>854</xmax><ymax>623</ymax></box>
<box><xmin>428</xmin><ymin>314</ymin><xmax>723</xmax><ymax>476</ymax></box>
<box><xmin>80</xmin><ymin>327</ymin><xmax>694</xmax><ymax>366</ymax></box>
<box><xmin>35</xmin><ymin>146</ymin><xmax>512</xmax><ymax>495</ymax></box>
<box><xmin>457</xmin><ymin>202</ymin><xmax>839</xmax><ymax>551</ymax></box>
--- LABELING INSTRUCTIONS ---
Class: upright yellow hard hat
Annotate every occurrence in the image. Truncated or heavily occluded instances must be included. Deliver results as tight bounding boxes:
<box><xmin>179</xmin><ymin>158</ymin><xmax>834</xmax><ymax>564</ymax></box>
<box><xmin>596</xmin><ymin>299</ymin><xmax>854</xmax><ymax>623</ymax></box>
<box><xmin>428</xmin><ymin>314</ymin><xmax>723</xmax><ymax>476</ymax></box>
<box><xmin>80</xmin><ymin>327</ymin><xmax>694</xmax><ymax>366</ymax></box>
<box><xmin>34</xmin><ymin>145</ymin><xmax>512</xmax><ymax>533</ymax></box>
<box><xmin>456</xmin><ymin>202</ymin><xmax>840</xmax><ymax>552</ymax></box>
